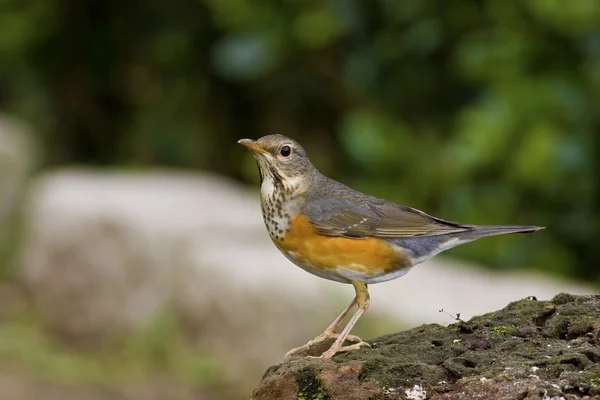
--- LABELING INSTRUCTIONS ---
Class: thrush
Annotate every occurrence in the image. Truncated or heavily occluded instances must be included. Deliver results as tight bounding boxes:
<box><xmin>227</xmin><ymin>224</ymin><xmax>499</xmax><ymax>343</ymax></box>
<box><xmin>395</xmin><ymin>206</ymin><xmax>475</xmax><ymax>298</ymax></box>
<box><xmin>238</xmin><ymin>134</ymin><xmax>543</xmax><ymax>359</ymax></box>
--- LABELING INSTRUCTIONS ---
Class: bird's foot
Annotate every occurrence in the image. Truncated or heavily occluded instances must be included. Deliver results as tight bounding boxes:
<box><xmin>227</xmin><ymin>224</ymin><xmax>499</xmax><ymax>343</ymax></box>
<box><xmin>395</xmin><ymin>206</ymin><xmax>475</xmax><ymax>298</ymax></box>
<box><xmin>285</xmin><ymin>330</ymin><xmax>363</xmax><ymax>357</ymax></box>
<box><xmin>318</xmin><ymin>341</ymin><xmax>371</xmax><ymax>359</ymax></box>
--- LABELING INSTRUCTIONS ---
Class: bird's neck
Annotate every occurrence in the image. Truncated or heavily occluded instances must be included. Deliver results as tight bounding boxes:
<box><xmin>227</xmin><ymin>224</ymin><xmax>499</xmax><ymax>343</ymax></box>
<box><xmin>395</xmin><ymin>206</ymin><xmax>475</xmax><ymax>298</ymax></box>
<box><xmin>260</xmin><ymin>173</ymin><xmax>307</xmax><ymax>202</ymax></box>
<box><xmin>260</xmin><ymin>174</ymin><xmax>307</xmax><ymax>241</ymax></box>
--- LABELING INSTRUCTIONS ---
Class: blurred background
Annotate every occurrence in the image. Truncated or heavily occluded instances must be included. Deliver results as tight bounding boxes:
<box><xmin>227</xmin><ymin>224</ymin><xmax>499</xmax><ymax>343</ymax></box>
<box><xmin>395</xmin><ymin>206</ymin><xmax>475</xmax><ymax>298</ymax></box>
<box><xmin>0</xmin><ymin>0</ymin><xmax>599</xmax><ymax>399</ymax></box>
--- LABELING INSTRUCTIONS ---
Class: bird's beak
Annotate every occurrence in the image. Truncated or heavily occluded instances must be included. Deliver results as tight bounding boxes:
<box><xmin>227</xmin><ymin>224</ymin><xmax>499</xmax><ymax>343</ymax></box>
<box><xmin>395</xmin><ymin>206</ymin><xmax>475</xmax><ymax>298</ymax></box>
<box><xmin>237</xmin><ymin>138</ymin><xmax>271</xmax><ymax>156</ymax></box>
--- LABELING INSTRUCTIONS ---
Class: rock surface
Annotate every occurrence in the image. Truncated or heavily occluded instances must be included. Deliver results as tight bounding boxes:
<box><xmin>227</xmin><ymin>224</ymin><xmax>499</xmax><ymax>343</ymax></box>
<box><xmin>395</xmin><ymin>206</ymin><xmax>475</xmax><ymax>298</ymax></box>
<box><xmin>252</xmin><ymin>293</ymin><xmax>600</xmax><ymax>400</ymax></box>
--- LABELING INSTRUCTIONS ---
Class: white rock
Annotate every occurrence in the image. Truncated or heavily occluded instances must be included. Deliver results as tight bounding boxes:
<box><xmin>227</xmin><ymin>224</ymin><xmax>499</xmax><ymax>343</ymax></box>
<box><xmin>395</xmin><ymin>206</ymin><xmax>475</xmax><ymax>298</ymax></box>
<box><xmin>19</xmin><ymin>170</ymin><xmax>336</xmax><ymax>388</ymax></box>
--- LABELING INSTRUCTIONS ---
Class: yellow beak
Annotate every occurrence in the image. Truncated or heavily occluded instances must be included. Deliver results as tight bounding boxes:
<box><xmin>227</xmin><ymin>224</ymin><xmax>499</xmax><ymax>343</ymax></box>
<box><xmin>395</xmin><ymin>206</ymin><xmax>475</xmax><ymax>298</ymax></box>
<box><xmin>238</xmin><ymin>138</ymin><xmax>271</xmax><ymax>156</ymax></box>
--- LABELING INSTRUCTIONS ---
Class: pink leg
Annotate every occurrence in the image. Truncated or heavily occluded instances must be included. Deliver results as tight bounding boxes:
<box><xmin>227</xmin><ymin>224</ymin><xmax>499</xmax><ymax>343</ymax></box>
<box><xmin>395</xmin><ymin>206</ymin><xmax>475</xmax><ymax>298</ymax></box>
<box><xmin>319</xmin><ymin>281</ymin><xmax>371</xmax><ymax>359</ymax></box>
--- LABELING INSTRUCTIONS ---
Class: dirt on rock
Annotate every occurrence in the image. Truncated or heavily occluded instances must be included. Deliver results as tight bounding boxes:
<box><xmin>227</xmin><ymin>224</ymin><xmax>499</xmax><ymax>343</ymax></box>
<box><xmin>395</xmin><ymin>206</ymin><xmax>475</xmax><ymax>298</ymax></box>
<box><xmin>252</xmin><ymin>293</ymin><xmax>600</xmax><ymax>400</ymax></box>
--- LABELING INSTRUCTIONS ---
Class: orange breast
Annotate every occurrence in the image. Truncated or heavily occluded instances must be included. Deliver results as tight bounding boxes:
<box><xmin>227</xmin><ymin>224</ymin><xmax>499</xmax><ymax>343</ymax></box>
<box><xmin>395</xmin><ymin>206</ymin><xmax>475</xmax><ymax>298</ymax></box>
<box><xmin>273</xmin><ymin>214</ymin><xmax>407</xmax><ymax>279</ymax></box>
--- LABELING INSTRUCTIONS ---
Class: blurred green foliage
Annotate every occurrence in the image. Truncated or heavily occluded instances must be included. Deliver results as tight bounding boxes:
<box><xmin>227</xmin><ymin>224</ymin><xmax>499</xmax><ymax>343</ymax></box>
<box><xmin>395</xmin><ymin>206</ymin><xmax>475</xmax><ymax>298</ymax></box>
<box><xmin>0</xmin><ymin>0</ymin><xmax>598</xmax><ymax>281</ymax></box>
<box><xmin>0</xmin><ymin>304</ymin><xmax>223</xmax><ymax>386</ymax></box>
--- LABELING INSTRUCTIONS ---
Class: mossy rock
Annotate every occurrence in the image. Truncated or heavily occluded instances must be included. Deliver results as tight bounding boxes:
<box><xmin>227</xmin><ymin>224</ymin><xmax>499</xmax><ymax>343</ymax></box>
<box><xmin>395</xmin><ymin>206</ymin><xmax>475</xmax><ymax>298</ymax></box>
<box><xmin>251</xmin><ymin>293</ymin><xmax>600</xmax><ymax>400</ymax></box>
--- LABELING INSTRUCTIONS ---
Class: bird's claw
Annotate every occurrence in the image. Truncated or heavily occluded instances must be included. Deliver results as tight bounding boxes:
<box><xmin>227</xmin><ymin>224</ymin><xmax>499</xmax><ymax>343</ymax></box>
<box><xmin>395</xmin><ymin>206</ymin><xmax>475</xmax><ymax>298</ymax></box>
<box><xmin>285</xmin><ymin>331</ymin><xmax>364</xmax><ymax>357</ymax></box>
<box><xmin>318</xmin><ymin>341</ymin><xmax>371</xmax><ymax>359</ymax></box>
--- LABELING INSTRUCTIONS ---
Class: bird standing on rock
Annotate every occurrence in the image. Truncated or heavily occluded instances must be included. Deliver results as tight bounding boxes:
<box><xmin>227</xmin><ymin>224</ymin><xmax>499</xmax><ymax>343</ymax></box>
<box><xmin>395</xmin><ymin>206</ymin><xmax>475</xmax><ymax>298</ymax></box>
<box><xmin>238</xmin><ymin>134</ymin><xmax>544</xmax><ymax>359</ymax></box>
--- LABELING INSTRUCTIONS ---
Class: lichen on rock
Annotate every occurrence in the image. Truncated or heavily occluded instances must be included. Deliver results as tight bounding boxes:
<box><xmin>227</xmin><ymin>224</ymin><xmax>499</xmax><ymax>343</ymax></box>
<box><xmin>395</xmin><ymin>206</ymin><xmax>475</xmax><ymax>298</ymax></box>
<box><xmin>252</xmin><ymin>293</ymin><xmax>600</xmax><ymax>400</ymax></box>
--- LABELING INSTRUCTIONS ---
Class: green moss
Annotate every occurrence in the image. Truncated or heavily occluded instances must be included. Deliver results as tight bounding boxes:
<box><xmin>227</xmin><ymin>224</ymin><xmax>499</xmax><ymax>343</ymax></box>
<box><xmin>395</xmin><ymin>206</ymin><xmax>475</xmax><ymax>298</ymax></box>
<box><xmin>511</xmin><ymin>300</ymin><xmax>527</xmax><ymax>309</ymax></box>
<box><xmin>297</xmin><ymin>390</ymin><xmax>327</xmax><ymax>400</ymax></box>
<box><xmin>296</xmin><ymin>367</ymin><xmax>328</xmax><ymax>400</ymax></box>
<box><xmin>490</xmin><ymin>325</ymin><xmax>516</xmax><ymax>336</ymax></box>
<box><xmin>591</xmin><ymin>377</ymin><xmax>600</xmax><ymax>388</ymax></box>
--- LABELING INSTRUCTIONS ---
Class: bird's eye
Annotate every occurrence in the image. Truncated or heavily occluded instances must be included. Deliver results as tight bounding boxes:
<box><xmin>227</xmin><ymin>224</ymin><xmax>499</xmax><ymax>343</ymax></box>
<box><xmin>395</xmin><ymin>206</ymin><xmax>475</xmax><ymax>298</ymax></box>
<box><xmin>280</xmin><ymin>145</ymin><xmax>291</xmax><ymax>157</ymax></box>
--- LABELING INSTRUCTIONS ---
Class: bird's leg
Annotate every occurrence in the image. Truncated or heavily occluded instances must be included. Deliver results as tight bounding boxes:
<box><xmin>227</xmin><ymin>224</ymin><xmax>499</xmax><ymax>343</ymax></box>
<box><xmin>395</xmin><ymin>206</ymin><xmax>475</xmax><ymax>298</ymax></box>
<box><xmin>285</xmin><ymin>297</ymin><xmax>363</xmax><ymax>357</ymax></box>
<box><xmin>311</xmin><ymin>297</ymin><xmax>359</xmax><ymax>341</ymax></box>
<box><xmin>319</xmin><ymin>281</ymin><xmax>371</xmax><ymax>359</ymax></box>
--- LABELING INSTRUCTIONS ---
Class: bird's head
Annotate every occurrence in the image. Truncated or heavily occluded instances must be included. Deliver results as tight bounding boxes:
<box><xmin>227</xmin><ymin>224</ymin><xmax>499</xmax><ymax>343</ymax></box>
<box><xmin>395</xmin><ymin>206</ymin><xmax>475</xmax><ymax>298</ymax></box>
<box><xmin>238</xmin><ymin>134</ymin><xmax>314</xmax><ymax>191</ymax></box>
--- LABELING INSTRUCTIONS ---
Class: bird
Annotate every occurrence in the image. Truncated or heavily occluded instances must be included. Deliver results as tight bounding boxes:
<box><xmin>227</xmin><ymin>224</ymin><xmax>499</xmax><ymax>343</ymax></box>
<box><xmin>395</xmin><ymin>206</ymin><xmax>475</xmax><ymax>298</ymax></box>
<box><xmin>238</xmin><ymin>134</ymin><xmax>544</xmax><ymax>359</ymax></box>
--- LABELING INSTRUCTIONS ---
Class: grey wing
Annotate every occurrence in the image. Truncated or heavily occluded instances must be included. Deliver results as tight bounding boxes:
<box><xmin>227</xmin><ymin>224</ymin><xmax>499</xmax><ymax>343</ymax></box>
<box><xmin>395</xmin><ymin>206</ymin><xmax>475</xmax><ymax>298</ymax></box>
<box><xmin>303</xmin><ymin>197</ymin><xmax>474</xmax><ymax>238</ymax></box>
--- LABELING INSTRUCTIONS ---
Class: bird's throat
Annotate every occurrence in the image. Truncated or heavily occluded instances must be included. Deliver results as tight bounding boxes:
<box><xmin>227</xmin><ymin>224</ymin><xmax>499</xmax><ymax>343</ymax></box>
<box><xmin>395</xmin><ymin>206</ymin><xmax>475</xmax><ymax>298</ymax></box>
<box><xmin>260</xmin><ymin>172</ymin><xmax>306</xmax><ymax>242</ymax></box>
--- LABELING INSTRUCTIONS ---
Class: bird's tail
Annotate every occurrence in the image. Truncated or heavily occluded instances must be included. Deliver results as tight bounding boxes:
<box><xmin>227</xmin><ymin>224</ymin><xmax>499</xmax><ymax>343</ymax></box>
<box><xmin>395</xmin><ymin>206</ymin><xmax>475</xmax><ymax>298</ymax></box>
<box><xmin>458</xmin><ymin>225</ymin><xmax>544</xmax><ymax>240</ymax></box>
<box><xmin>390</xmin><ymin>224</ymin><xmax>544</xmax><ymax>266</ymax></box>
